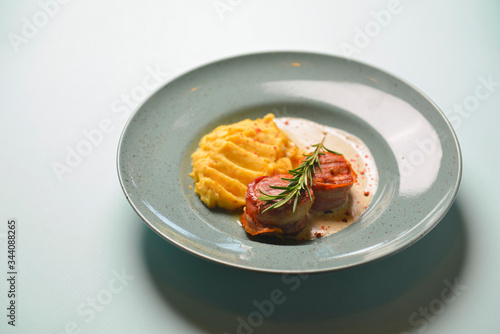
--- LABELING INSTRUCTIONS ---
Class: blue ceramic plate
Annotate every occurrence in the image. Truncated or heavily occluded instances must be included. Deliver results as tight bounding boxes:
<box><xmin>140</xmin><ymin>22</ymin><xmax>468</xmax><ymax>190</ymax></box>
<box><xmin>117</xmin><ymin>52</ymin><xmax>461</xmax><ymax>273</ymax></box>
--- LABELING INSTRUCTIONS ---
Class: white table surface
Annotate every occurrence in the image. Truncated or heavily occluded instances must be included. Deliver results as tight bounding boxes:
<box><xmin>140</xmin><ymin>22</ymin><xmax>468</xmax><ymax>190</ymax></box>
<box><xmin>1</xmin><ymin>0</ymin><xmax>500</xmax><ymax>333</ymax></box>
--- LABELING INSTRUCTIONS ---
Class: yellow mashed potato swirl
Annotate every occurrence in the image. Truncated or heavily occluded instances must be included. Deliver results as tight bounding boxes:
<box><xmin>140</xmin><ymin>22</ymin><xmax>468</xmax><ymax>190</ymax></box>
<box><xmin>190</xmin><ymin>114</ymin><xmax>302</xmax><ymax>210</ymax></box>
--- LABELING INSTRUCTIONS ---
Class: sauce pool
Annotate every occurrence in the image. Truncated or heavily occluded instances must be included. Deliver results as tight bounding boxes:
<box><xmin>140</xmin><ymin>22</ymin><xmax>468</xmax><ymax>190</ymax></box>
<box><xmin>274</xmin><ymin>117</ymin><xmax>378</xmax><ymax>240</ymax></box>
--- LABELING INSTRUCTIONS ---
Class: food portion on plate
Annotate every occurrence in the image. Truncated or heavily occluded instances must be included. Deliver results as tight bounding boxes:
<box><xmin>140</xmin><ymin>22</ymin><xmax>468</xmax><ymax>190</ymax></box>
<box><xmin>242</xmin><ymin>174</ymin><xmax>314</xmax><ymax>236</ymax></box>
<box><xmin>190</xmin><ymin>113</ymin><xmax>378</xmax><ymax>240</ymax></box>
<box><xmin>189</xmin><ymin>114</ymin><xmax>302</xmax><ymax>210</ymax></box>
<box><xmin>310</xmin><ymin>151</ymin><xmax>358</xmax><ymax>212</ymax></box>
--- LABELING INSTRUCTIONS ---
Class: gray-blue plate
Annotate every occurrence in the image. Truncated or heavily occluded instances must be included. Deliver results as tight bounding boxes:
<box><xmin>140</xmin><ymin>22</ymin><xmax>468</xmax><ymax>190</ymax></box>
<box><xmin>117</xmin><ymin>52</ymin><xmax>461</xmax><ymax>273</ymax></box>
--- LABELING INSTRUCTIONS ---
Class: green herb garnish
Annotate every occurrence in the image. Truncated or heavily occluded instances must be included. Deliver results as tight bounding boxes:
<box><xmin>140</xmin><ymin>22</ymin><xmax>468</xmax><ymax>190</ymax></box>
<box><xmin>258</xmin><ymin>137</ymin><xmax>342</xmax><ymax>213</ymax></box>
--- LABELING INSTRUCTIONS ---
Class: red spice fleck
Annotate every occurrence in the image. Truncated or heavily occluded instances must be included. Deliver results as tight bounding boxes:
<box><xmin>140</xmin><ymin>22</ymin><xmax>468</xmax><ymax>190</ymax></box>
<box><xmin>357</xmin><ymin>201</ymin><xmax>360</xmax><ymax>204</ymax></box>
<box><xmin>365</xmin><ymin>155</ymin><xmax>369</xmax><ymax>158</ymax></box>
<box><xmin>355</xmin><ymin>154</ymin><xmax>359</xmax><ymax>157</ymax></box>
<box><xmin>370</xmin><ymin>231</ymin><xmax>373</xmax><ymax>234</ymax></box>
<box><xmin>273</xmin><ymin>146</ymin><xmax>277</xmax><ymax>149</ymax></box>
<box><xmin>364</xmin><ymin>191</ymin><xmax>370</xmax><ymax>196</ymax></box>
<box><xmin>255</xmin><ymin>128</ymin><xmax>262</xmax><ymax>132</ymax></box>
<box><xmin>314</xmin><ymin>232</ymin><xmax>323</xmax><ymax>238</ymax></box>
<box><xmin>350</xmin><ymin>159</ymin><xmax>356</xmax><ymax>162</ymax></box>
<box><xmin>360</xmin><ymin>169</ymin><xmax>365</xmax><ymax>175</ymax></box>
<box><xmin>356</xmin><ymin>145</ymin><xmax>359</xmax><ymax>148</ymax></box>
<box><xmin>365</xmin><ymin>163</ymin><xmax>368</xmax><ymax>166</ymax></box>
<box><xmin>363</xmin><ymin>206</ymin><xmax>367</xmax><ymax>209</ymax></box>
<box><xmin>321</xmin><ymin>226</ymin><xmax>325</xmax><ymax>230</ymax></box>
<box><xmin>284</xmin><ymin>120</ymin><xmax>289</xmax><ymax>125</ymax></box>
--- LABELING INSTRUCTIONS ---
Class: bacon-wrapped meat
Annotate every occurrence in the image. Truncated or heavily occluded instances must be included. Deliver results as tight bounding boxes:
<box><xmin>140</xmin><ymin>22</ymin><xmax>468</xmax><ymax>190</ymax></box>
<box><xmin>241</xmin><ymin>175</ymin><xmax>314</xmax><ymax>236</ymax></box>
<box><xmin>310</xmin><ymin>152</ymin><xmax>357</xmax><ymax>211</ymax></box>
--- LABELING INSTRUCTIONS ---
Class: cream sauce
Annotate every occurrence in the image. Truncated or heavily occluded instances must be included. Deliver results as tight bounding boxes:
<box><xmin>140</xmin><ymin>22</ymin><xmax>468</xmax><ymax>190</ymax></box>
<box><xmin>274</xmin><ymin>117</ymin><xmax>378</xmax><ymax>240</ymax></box>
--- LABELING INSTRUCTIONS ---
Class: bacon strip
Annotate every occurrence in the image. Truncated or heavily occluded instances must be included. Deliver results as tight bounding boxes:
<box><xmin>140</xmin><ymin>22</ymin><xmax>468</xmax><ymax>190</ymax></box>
<box><xmin>310</xmin><ymin>152</ymin><xmax>358</xmax><ymax>211</ymax></box>
<box><xmin>241</xmin><ymin>175</ymin><xmax>313</xmax><ymax>236</ymax></box>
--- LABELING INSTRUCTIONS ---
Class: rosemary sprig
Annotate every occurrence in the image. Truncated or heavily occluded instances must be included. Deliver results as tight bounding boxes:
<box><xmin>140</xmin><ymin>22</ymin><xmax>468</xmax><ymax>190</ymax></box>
<box><xmin>258</xmin><ymin>137</ymin><xmax>342</xmax><ymax>213</ymax></box>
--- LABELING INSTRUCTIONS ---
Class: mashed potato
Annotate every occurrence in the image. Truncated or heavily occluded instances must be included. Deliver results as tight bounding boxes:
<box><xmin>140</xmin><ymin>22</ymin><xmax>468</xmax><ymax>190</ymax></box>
<box><xmin>190</xmin><ymin>114</ymin><xmax>302</xmax><ymax>210</ymax></box>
